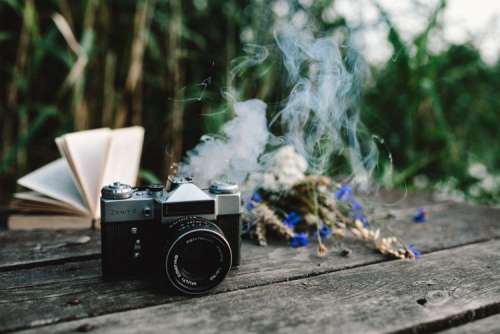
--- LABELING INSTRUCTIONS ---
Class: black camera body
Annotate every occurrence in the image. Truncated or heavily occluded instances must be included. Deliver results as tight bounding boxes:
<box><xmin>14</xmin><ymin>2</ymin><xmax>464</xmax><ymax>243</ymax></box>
<box><xmin>100</xmin><ymin>177</ymin><xmax>241</xmax><ymax>294</ymax></box>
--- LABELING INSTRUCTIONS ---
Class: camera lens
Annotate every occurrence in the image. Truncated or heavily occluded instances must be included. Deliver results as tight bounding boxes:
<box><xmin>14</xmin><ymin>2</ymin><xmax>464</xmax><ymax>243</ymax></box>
<box><xmin>165</xmin><ymin>217</ymin><xmax>232</xmax><ymax>295</ymax></box>
<box><xmin>180</xmin><ymin>239</ymin><xmax>219</xmax><ymax>281</ymax></box>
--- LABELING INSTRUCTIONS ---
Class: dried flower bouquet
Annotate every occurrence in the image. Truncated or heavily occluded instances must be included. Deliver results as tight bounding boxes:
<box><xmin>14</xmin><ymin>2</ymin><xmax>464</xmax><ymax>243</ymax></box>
<box><xmin>242</xmin><ymin>146</ymin><xmax>420</xmax><ymax>260</ymax></box>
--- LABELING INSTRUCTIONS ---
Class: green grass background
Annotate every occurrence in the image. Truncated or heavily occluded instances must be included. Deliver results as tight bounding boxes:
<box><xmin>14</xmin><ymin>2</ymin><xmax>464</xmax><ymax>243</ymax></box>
<box><xmin>0</xmin><ymin>0</ymin><xmax>498</xmax><ymax>204</ymax></box>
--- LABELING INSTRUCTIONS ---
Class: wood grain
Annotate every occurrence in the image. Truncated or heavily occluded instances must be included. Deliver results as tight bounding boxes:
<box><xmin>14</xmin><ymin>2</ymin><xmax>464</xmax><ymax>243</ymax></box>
<box><xmin>1</xmin><ymin>202</ymin><xmax>499</xmax><ymax>271</ymax></box>
<box><xmin>0</xmin><ymin>190</ymin><xmax>435</xmax><ymax>269</ymax></box>
<box><xmin>0</xmin><ymin>203</ymin><xmax>499</xmax><ymax>332</ymax></box>
<box><xmin>1</xmin><ymin>199</ymin><xmax>499</xmax><ymax>333</ymax></box>
<box><xmin>15</xmin><ymin>240</ymin><xmax>500</xmax><ymax>334</ymax></box>
<box><xmin>0</xmin><ymin>241</ymin><xmax>380</xmax><ymax>333</ymax></box>
<box><xmin>439</xmin><ymin>314</ymin><xmax>500</xmax><ymax>334</ymax></box>
<box><xmin>0</xmin><ymin>229</ymin><xmax>100</xmax><ymax>270</ymax></box>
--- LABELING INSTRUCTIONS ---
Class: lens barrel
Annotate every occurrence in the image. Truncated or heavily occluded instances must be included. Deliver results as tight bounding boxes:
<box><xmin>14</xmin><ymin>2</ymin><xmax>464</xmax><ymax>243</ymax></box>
<box><xmin>165</xmin><ymin>217</ymin><xmax>232</xmax><ymax>294</ymax></box>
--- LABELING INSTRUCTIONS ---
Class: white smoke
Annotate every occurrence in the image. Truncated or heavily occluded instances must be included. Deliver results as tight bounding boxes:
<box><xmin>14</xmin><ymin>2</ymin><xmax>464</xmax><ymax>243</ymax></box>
<box><xmin>181</xmin><ymin>20</ymin><xmax>378</xmax><ymax>190</ymax></box>
<box><xmin>179</xmin><ymin>99</ymin><xmax>269</xmax><ymax>187</ymax></box>
<box><xmin>273</xmin><ymin>26</ymin><xmax>378</xmax><ymax>188</ymax></box>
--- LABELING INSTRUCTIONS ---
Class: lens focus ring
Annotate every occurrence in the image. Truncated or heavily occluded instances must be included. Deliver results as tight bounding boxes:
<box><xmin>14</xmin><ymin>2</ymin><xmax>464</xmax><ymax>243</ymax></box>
<box><xmin>165</xmin><ymin>217</ymin><xmax>232</xmax><ymax>295</ymax></box>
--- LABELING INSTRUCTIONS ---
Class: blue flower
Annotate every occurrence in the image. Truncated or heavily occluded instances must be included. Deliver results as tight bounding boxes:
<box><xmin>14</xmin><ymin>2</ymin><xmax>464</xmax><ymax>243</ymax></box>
<box><xmin>319</xmin><ymin>224</ymin><xmax>331</xmax><ymax>239</ymax></box>
<box><xmin>337</xmin><ymin>184</ymin><xmax>369</xmax><ymax>227</ymax></box>
<box><xmin>290</xmin><ymin>232</ymin><xmax>309</xmax><ymax>248</ymax></box>
<box><xmin>283</xmin><ymin>211</ymin><xmax>301</xmax><ymax>228</ymax></box>
<box><xmin>351</xmin><ymin>199</ymin><xmax>363</xmax><ymax>211</ymax></box>
<box><xmin>251</xmin><ymin>192</ymin><xmax>263</xmax><ymax>203</ymax></box>
<box><xmin>336</xmin><ymin>185</ymin><xmax>352</xmax><ymax>201</ymax></box>
<box><xmin>408</xmin><ymin>244</ymin><xmax>422</xmax><ymax>259</ymax></box>
<box><xmin>245</xmin><ymin>191</ymin><xmax>263</xmax><ymax>210</ymax></box>
<box><xmin>413</xmin><ymin>208</ymin><xmax>427</xmax><ymax>223</ymax></box>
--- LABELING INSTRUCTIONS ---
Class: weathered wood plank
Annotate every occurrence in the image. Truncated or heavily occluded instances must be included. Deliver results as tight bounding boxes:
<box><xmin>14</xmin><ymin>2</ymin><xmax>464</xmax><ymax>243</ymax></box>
<box><xmin>16</xmin><ymin>239</ymin><xmax>500</xmax><ymax>334</ymax></box>
<box><xmin>0</xmin><ymin>241</ymin><xmax>378</xmax><ymax>333</ymax></box>
<box><xmin>0</xmin><ymin>203</ymin><xmax>499</xmax><ymax>332</ymax></box>
<box><xmin>0</xmin><ymin>190</ymin><xmax>435</xmax><ymax>269</ymax></box>
<box><xmin>0</xmin><ymin>229</ymin><xmax>100</xmax><ymax>270</ymax></box>
<box><xmin>1</xmin><ymin>201</ymin><xmax>498</xmax><ymax>270</ymax></box>
<box><xmin>440</xmin><ymin>314</ymin><xmax>500</xmax><ymax>334</ymax></box>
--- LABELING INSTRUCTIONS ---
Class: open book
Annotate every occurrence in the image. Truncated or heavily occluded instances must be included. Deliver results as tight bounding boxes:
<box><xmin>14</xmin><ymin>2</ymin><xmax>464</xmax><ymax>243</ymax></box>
<box><xmin>10</xmin><ymin>127</ymin><xmax>144</xmax><ymax>227</ymax></box>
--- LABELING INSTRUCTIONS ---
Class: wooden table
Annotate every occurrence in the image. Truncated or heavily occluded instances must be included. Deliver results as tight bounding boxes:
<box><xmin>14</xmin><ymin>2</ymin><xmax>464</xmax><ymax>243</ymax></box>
<box><xmin>1</xmin><ymin>193</ymin><xmax>500</xmax><ymax>333</ymax></box>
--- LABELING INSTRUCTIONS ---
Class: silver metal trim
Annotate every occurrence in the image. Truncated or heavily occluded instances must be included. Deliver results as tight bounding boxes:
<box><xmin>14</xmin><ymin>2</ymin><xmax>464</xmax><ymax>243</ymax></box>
<box><xmin>101</xmin><ymin>182</ymin><xmax>133</xmax><ymax>200</ymax></box>
<box><xmin>209</xmin><ymin>182</ymin><xmax>239</xmax><ymax>194</ymax></box>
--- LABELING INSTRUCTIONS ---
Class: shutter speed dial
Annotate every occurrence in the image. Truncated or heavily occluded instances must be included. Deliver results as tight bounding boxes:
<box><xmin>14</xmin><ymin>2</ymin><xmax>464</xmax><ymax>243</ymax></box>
<box><xmin>101</xmin><ymin>182</ymin><xmax>133</xmax><ymax>200</ymax></box>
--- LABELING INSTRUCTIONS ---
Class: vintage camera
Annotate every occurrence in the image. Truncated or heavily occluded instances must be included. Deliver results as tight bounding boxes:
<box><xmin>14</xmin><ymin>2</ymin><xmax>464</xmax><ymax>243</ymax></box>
<box><xmin>100</xmin><ymin>177</ymin><xmax>241</xmax><ymax>295</ymax></box>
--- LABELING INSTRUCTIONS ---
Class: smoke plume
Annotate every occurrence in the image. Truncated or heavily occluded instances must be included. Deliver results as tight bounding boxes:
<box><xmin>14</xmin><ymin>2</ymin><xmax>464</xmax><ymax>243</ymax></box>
<box><xmin>274</xmin><ymin>26</ymin><xmax>378</xmax><ymax>187</ymax></box>
<box><xmin>181</xmin><ymin>11</ymin><xmax>377</xmax><ymax>190</ymax></box>
<box><xmin>179</xmin><ymin>99</ymin><xmax>269</xmax><ymax>187</ymax></box>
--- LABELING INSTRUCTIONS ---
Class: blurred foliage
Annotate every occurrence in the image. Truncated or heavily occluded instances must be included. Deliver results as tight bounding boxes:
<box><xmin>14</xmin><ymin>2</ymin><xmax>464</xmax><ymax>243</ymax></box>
<box><xmin>0</xmin><ymin>0</ymin><xmax>499</xmax><ymax>204</ymax></box>
<box><xmin>363</xmin><ymin>1</ymin><xmax>500</xmax><ymax>203</ymax></box>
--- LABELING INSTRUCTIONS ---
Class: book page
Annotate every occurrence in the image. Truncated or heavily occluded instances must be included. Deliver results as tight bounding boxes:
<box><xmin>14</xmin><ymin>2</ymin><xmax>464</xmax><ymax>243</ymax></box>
<box><xmin>10</xmin><ymin>199</ymin><xmax>85</xmax><ymax>216</ymax></box>
<box><xmin>101</xmin><ymin>126</ymin><xmax>145</xmax><ymax>189</ymax></box>
<box><xmin>13</xmin><ymin>191</ymin><xmax>88</xmax><ymax>215</ymax></box>
<box><xmin>60</xmin><ymin>128</ymin><xmax>112</xmax><ymax>219</ymax></box>
<box><xmin>55</xmin><ymin>137</ymin><xmax>88</xmax><ymax>210</ymax></box>
<box><xmin>14</xmin><ymin>191</ymin><xmax>82</xmax><ymax>210</ymax></box>
<box><xmin>17</xmin><ymin>158</ymin><xmax>89</xmax><ymax>216</ymax></box>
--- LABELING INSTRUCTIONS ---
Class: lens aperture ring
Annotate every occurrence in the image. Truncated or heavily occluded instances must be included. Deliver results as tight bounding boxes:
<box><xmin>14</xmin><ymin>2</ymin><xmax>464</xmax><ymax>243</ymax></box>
<box><xmin>165</xmin><ymin>217</ymin><xmax>232</xmax><ymax>295</ymax></box>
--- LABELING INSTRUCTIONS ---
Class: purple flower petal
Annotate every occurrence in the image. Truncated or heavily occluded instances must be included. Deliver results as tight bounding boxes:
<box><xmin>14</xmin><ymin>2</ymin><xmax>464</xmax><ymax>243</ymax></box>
<box><xmin>408</xmin><ymin>244</ymin><xmax>422</xmax><ymax>258</ymax></box>
<box><xmin>413</xmin><ymin>208</ymin><xmax>427</xmax><ymax>223</ymax></box>
<box><xmin>283</xmin><ymin>211</ymin><xmax>301</xmax><ymax>228</ymax></box>
<box><xmin>245</xmin><ymin>191</ymin><xmax>263</xmax><ymax>211</ymax></box>
<box><xmin>336</xmin><ymin>185</ymin><xmax>352</xmax><ymax>200</ymax></box>
<box><xmin>319</xmin><ymin>224</ymin><xmax>331</xmax><ymax>239</ymax></box>
<box><xmin>290</xmin><ymin>232</ymin><xmax>309</xmax><ymax>248</ymax></box>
